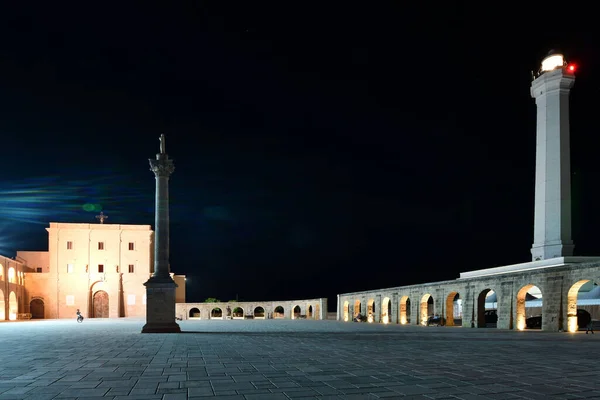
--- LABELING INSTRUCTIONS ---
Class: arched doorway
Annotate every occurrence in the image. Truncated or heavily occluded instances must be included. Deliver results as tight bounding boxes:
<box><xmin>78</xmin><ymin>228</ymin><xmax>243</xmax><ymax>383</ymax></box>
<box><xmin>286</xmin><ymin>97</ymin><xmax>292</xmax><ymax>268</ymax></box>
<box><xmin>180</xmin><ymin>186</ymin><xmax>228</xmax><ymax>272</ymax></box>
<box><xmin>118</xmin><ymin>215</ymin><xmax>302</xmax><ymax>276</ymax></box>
<box><xmin>293</xmin><ymin>305</ymin><xmax>301</xmax><ymax>319</ymax></box>
<box><xmin>232</xmin><ymin>307</ymin><xmax>244</xmax><ymax>318</ymax></box>
<box><xmin>307</xmin><ymin>305</ymin><xmax>313</xmax><ymax>319</ymax></box>
<box><xmin>254</xmin><ymin>306</ymin><xmax>265</xmax><ymax>319</ymax></box>
<box><xmin>30</xmin><ymin>299</ymin><xmax>45</xmax><ymax>319</ymax></box>
<box><xmin>211</xmin><ymin>308</ymin><xmax>222</xmax><ymax>319</ymax></box>
<box><xmin>343</xmin><ymin>301</ymin><xmax>349</xmax><ymax>321</ymax></box>
<box><xmin>189</xmin><ymin>308</ymin><xmax>200</xmax><ymax>318</ymax></box>
<box><xmin>274</xmin><ymin>306</ymin><xmax>285</xmax><ymax>318</ymax></box>
<box><xmin>93</xmin><ymin>290</ymin><xmax>109</xmax><ymax>318</ymax></box>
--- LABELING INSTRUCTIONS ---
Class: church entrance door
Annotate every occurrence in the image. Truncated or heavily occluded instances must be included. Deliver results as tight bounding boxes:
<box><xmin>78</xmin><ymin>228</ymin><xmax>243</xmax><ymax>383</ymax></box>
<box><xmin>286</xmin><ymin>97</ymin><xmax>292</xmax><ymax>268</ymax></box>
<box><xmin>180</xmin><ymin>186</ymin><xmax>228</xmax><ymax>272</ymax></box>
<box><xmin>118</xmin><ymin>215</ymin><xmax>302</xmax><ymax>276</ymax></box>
<box><xmin>30</xmin><ymin>299</ymin><xmax>44</xmax><ymax>319</ymax></box>
<box><xmin>93</xmin><ymin>291</ymin><xmax>109</xmax><ymax>318</ymax></box>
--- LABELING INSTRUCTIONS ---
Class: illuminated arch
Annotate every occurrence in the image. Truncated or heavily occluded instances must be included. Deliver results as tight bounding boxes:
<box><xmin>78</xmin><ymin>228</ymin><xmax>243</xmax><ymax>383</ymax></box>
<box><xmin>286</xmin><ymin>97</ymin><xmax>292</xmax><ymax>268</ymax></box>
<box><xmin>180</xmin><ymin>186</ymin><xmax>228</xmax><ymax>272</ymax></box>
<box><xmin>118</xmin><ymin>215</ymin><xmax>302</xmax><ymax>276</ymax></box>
<box><xmin>420</xmin><ymin>293</ymin><xmax>433</xmax><ymax>326</ymax></box>
<box><xmin>399</xmin><ymin>296</ymin><xmax>410</xmax><ymax>324</ymax></box>
<box><xmin>567</xmin><ymin>280</ymin><xmax>594</xmax><ymax>333</ymax></box>
<box><xmin>8</xmin><ymin>267</ymin><xmax>15</xmax><ymax>284</ymax></box>
<box><xmin>367</xmin><ymin>298</ymin><xmax>375</xmax><ymax>322</ymax></box>
<box><xmin>353</xmin><ymin>300</ymin><xmax>361</xmax><ymax>318</ymax></box>
<box><xmin>381</xmin><ymin>297</ymin><xmax>391</xmax><ymax>324</ymax></box>
<box><xmin>516</xmin><ymin>284</ymin><xmax>542</xmax><ymax>330</ymax></box>
<box><xmin>343</xmin><ymin>301</ymin><xmax>349</xmax><ymax>322</ymax></box>
<box><xmin>0</xmin><ymin>264</ymin><xmax>3</xmax><ymax>281</ymax></box>
<box><xmin>445</xmin><ymin>291</ymin><xmax>460</xmax><ymax>327</ymax></box>
<box><xmin>0</xmin><ymin>289</ymin><xmax>5</xmax><ymax>320</ymax></box>
<box><xmin>8</xmin><ymin>291</ymin><xmax>17</xmax><ymax>320</ymax></box>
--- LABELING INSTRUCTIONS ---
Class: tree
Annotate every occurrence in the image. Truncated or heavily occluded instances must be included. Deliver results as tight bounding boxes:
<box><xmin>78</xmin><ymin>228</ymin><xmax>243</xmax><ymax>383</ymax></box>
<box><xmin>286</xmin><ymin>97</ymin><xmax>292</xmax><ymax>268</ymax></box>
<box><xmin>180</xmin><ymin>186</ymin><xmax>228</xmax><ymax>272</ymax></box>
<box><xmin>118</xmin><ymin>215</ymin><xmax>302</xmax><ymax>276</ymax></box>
<box><xmin>204</xmin><ymin>298</ymin><xmax>220</xmax><ymax>303</ymax></box>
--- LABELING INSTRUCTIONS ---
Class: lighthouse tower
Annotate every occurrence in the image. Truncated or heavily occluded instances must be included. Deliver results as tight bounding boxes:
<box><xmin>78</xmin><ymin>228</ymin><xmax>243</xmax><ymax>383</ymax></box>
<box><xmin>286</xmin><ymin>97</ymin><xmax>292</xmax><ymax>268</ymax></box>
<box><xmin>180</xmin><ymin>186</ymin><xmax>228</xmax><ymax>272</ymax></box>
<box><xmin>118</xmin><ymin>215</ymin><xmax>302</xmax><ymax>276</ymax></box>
<box><xmin>530</xmin><ymin>52</ymin><xmax>576</xmax><ymax>261</ymax></box>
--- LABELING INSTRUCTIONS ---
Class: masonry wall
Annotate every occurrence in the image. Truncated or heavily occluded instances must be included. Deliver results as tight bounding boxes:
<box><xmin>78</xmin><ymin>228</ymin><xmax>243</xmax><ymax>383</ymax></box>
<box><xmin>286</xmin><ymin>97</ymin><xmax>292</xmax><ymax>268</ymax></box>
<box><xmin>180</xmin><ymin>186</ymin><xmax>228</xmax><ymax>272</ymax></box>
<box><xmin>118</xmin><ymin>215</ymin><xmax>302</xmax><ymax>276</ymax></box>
<box><xmin>177</xmin><ymin>297</ymin><xmax>327</xmax><ymax>320</ymax></box>
<box><xmin>338</xmin><ymin>260</ymin><xmax>600</xmax><ymax>332</ymax></box>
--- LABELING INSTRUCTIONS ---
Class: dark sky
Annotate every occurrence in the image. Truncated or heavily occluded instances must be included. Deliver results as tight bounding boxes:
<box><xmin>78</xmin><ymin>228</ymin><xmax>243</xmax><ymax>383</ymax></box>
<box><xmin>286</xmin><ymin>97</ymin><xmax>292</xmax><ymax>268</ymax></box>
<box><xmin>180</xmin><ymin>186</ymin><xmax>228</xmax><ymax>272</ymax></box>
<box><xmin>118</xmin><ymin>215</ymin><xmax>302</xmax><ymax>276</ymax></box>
<box><xmin>0</xmin><ymin>4</ymin><xmax>598</xmax><ymax>308</ymax></box>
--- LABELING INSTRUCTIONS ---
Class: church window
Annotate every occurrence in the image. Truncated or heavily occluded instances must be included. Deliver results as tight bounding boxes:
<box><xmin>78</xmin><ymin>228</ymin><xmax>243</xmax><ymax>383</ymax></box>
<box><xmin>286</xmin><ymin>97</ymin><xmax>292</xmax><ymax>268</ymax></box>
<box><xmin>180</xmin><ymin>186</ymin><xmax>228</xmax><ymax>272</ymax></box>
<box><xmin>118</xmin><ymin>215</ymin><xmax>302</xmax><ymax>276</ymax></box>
<box><xmin>66</xmin><ymin>295</ymin><xmax>74</xmax><ymax>306</ymax></box>
<box><xmin>66</xmin><ymin>241</ymin><xmax>73</xmax><ymax>250</ymax></box>
<box><xmin>67</xmin><ymin>264</ymin><xmax>73</xmax><ymax>273</ymax></box>
<box><xmin>98</xmin><ymin>242</ymin><xmax>104</xmax><ymax>250</ymax></box>
<box><xmin>98</xmin><ymin>264</ymin><xmax>104</xmax><ymax>273</ymax></box>
<box><xmin>128</xmin><ymin>264</ymin><xmax>135</xmax><ymax>273</ymax></box>
<box><xmin>128</xmin><ymin>242</ymin><xmax>135</xmax><ymax>251</ymax></box>
<box><xmin>127</xmin><ymin>294</ymin><xmax>136</xmax><ymax>305</ymax></box>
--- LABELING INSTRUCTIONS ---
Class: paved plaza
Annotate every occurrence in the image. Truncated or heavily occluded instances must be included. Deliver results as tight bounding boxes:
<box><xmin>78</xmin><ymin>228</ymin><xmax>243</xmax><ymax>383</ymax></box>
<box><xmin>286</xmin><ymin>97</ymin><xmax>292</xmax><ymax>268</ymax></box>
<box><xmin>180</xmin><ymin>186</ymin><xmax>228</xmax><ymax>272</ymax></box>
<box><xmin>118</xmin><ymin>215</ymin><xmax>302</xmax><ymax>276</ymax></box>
<box><xmin>0</xmin><ymin>319</ymin><xmax>599</xmax><ymax>399</ymax></box>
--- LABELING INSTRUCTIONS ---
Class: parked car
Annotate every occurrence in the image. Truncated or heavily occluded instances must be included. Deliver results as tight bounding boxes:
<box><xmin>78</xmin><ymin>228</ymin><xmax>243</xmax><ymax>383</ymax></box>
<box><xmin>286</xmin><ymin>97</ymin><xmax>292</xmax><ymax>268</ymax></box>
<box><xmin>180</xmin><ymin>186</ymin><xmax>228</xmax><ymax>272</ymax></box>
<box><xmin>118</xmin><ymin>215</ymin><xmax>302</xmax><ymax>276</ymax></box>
<box><xmin>526</xmin><ymin>309</ymin><xmax>591</xmax><ymax>329</ymax></box>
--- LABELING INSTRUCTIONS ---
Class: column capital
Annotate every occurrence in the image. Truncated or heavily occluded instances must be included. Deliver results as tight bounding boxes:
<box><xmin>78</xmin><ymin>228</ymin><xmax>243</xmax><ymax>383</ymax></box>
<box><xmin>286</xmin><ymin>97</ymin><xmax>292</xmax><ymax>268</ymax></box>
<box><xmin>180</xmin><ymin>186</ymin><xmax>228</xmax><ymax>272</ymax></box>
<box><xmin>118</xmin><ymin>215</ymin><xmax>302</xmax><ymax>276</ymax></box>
<box><xmin>149</xmin><ymin>157</ymin><xmax>175</xmax><ymax>177</ymax></box>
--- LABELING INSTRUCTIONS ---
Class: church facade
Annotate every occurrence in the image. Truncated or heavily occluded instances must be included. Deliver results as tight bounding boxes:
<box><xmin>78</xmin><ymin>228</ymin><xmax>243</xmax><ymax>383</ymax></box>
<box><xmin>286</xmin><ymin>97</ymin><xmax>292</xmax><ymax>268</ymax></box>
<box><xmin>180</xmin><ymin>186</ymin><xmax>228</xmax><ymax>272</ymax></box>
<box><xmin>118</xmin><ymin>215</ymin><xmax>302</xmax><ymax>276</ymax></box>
<box><xmin>0</xmin><ymin>222</ymin><xmax>185</xmax><ymax>320</ymax></box>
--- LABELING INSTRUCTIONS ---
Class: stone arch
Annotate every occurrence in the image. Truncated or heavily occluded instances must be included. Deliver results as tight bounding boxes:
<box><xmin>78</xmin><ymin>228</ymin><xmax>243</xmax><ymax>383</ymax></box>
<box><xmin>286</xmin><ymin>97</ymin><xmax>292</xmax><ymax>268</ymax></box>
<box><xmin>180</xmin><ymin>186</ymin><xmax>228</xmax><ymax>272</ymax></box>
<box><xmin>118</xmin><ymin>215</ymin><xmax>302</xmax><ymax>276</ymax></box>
<box><xmin>8</xmin><ymin>291</ymin><xmax>17</xmax><ymax>320</ymax></box>
<box><xmin>189</xmin><ymin>307</ymin><xmax>201</xmax><ymax>318</ymax></box>
<box><xmin>420</xmin><ymin>293</ymin><xmax>433</xmax><ymax>325</ymax></box>
<box><xmin>292</xmin><ymin>305</ymin><xmax>301</xmax><ymax>319</ymax></box>
<box><xmin>307</xmin><ymin>305</ymin><xmax>313</xmax><ymax>319</ymax></box>
<box><xmin>0</xmin><ymin>288</ymin><xmax>4</xmax><ymax>320</ymax></box>
<box><xmin>399</xmin><ymin>295</ymin><xmax>410</xmax><ymax>324</ymax></box>
<box><xmin>273</xmin><ymin>305</ymin><xmax>285</xmax><ymax>318</ymax></box>
<box><xmin>8</xmin><ymin>267</ymin><xmax>15</xmax><ymax>284</ymax></box>
<box><xmin>232</xmin><ymin>306</ymin><xmax>244</xmax><ymax>318</ymax></box>
<box><xmin>382</xmin><ymin>297</ymin><xmax>391</xmax><ymax>324</ymax></box>
<box><xmin>211</xmin><ymin>307</ymin><xmax>222</xmax><ymax>318</ymax></box>
<box><xmin>30</xmin><ymin>298</ymin><xmax>45</xmax><ymax>319</ymax></box>
<box><xmin>516</xmin><ymin>283</ymin><xmax>542</xmax><ymax>330</ymax></box>
<box><xmin>445</xmin><ymin>291</ymin><xmax>460</xmax><ymax>327</ymax></box>
<box><xmin>0</xmin><ymin>263</ymin><xmax>3</xmax><ymax>281</ymax></box>
<box><xmin>254</xmin><ymin>306</ymin><xmax>265</xmax><ymax>318</ymax></box>
<box><xmin>567</xmin><ymin>279</ymin><xmax>596</xmax><ymax>332</ymax></box>
<box><xmin>343</xmin><ymin>301</ymin><xmax>349</xmax><ymax>322</ymax></box>
<box><xmin>476</xmin><ymin>288</ymin><xmax>497</xmax><ymax>328</ymax></box>
<box><xmin>353</xmin><ymin>299</ymin><xmax>361</xmax><ymax>318</ymax></box>
<box><xmin>367</xmin><ymin>298</ymin><xmax>375</xmax><ymax>322</ymax></box>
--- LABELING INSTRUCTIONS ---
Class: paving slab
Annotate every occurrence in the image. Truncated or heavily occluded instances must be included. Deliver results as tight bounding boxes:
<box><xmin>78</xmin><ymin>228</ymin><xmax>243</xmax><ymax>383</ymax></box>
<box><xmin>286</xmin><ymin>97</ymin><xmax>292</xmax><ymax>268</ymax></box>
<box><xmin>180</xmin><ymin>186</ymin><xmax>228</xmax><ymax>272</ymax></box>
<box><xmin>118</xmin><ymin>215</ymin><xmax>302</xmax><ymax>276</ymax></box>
<box><xmin>0</xmin><ymin>318</ymin><xmax>599</xmax><ymax>399</ymax></box>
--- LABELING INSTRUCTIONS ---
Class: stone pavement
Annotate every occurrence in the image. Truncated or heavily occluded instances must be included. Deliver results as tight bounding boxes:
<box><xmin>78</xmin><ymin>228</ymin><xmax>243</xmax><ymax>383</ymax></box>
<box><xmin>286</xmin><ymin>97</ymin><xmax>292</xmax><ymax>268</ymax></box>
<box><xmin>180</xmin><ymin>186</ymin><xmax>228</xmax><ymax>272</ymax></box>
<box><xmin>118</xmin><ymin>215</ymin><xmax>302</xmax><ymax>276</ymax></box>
<box><xmin>0</xmin><ymin>318</ymin><xmax>599</xmax><ymax>399</ymax></box>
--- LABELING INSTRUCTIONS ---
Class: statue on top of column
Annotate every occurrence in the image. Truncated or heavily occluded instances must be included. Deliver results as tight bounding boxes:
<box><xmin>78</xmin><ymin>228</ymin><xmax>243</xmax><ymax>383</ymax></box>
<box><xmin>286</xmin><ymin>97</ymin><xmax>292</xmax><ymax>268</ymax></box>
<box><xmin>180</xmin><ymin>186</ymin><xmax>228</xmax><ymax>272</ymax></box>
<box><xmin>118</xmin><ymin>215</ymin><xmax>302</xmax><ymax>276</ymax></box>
<box><xmin>160</xmin><ymin>134</ymin><xmax>166</xmax><ymax>154</ymax></box>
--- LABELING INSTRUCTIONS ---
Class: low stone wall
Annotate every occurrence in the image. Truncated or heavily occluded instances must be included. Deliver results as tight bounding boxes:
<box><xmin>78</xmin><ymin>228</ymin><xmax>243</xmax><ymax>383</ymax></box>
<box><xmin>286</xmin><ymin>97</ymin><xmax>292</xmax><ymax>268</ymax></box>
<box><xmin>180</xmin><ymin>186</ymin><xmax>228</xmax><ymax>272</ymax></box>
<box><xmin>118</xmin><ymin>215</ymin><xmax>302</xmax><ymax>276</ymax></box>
<box><xmin>177</xmin><ymin>297</ymin><xmax>328</xmax><ymax>320</ymax></box>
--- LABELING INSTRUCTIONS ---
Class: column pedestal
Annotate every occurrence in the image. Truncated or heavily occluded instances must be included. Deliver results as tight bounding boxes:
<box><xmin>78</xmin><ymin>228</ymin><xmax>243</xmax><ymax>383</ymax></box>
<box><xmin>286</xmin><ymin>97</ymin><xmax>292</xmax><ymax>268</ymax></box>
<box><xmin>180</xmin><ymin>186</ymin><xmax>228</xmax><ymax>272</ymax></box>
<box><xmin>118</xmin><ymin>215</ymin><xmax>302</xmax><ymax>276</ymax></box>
<box><xmin>142</xmin><ymin>277</ymin><xmax>181</xmax><ymax>333</ymax></box>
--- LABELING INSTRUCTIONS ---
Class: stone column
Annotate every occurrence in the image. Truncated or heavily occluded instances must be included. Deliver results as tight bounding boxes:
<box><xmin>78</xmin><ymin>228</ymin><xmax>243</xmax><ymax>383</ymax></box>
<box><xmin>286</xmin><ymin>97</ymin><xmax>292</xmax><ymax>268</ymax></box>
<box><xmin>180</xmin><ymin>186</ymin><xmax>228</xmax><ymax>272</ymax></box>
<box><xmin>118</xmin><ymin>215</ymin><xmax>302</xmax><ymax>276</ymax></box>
<box><xmin>142</xmin><ymin>134</ymin><xmax>181</xmax><ymax>333</ymax></box>
<box><xmin>374</xmin><ymin>294</ymin><xmax>381</xmax><ymax>323</ymax></box>
<box><xmin>530</xmin><ymin>52</ymin><xmax>576</xmax><ymax>261</ymax></box>
<box><xmin>542</xmin><ymin>276</ymin><xmax>563</xmax><ymax>332</ymax></box>
<box><xmin>391</xmin><ymin>293</ymin><xmax>398</xmax><ymax>324</ymax></box>
<box><xmin>336</xmin><ymin>295</ymin><xmax>340</xmax><ymax>321</ymax></box>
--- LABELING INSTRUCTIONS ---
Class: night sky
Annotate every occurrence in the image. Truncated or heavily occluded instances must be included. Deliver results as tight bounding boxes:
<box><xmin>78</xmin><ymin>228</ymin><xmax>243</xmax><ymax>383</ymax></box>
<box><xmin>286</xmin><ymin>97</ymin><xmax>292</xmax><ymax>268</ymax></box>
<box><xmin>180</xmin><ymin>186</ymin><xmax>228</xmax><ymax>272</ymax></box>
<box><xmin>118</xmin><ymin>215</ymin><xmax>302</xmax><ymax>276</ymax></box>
<box><xmin>1</xmin><ymin>4</ymin><xmax>598</xmax><ymax>309</ymax></box>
